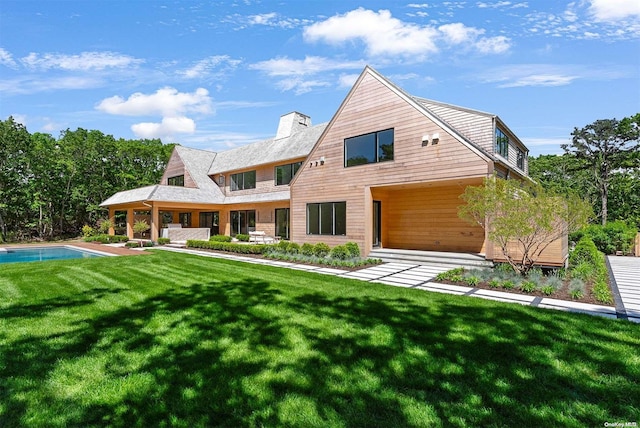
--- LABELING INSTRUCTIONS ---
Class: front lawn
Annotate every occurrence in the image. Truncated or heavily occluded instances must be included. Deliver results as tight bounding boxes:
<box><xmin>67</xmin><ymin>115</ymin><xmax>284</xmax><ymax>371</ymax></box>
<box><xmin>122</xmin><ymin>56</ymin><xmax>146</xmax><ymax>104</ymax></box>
<box><xmin>0</xmin><ymin>251</ymin><xmax>638</xmax><ymax>427</ymax></box>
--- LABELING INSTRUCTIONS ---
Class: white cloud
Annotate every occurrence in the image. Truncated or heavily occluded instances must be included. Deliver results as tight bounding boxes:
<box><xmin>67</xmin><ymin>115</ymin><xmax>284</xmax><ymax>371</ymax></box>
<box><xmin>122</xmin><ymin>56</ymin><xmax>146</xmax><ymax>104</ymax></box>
<box><xmin>96</xmin><ymin>87</ymin><xmax>212</xmax><ymax>117</ymax></box>
<box><xmin>250</xmin><ymin>56</ymin><xmax>364</xmax><ymax>94</ymax></box>
<box><xmin>177</xmin><ymin>55</ymin><xmax>241</xmax><ymax>79</ymax></box>
<box><xmin>588</xmin><ymin>0</ymin><xmax>640</xmax><ymax>21</ymax></box>
<box><xmin>338</xmin><ymin>73</ymin><xmax>360</xmax><ymax>88</ymax></box>
<box><xmin>303</xmin><ymin>8</ymin><xmax>510</xmax><ymax>58</ymax></box>
<box><xmin>475</xmin><ymin>36</ymin><xmax>511</xmax><ymax>54</ymax></box>
<box><xmin>438</xmin><ymin>23</ymin><xmax>483</xmax><ymax>44</ymax></box>
<box><xmin>0</xmin><ymin>76</ymin><xmax>103</xmax><ymax>94</ymax></box>
<box><xmin>479</xmin><ymin>65</ymin><xmax>581</xmax><ymax>87</ymax></box>
<box><xmin>303</xmin><ymin>8</ymin><xmax>440</xmax><ymax>58</ymax></box>
<box><xmin>21</xmin><ymin>51</ymin><xmax>143</xmax><ymax>71</ymax></box>
<box><xmin>0</xmin><ymin>48</ymin><xmax>17</xmax><ymax>68</ymax></box>
<box><xmin>275</xmin><ymin>77</ymin><xmax>330</xmax><ymax>95</ymax></box>
<box><xmin>131</xmin><ymin>116</ymin><xmax>196</xmax><ymax>139</ymax></box>
<box><xmin>250</xmin><ymin>56</ymin><xmax>364</xmax><ymax>76</ymax></box>
<box><xmin>499</xmin><ymin>74</ymin><xmax>578</xmax><ymax>87</ymax></box>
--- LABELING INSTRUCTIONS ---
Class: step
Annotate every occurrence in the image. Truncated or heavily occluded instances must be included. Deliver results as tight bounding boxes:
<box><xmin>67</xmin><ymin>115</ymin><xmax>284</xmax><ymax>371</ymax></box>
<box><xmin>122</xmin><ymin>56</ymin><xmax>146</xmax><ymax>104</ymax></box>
<box><xmin>369</xmin><ymin>249</ymin><xmax>494</xmax><ymax>269</ymax></box>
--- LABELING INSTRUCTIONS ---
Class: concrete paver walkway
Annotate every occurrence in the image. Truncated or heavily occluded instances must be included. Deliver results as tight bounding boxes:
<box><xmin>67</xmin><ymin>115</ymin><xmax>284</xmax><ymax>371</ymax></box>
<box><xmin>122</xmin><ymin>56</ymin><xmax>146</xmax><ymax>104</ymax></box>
<box><xmin>607</xmin><ymin>256</ymin><xmax>640</xmax><ymax>323</ymax></box>
<box><xmin>156</xmin><ymin>247</ymin><xmax>631</xmax><ymax>321</ymax></box>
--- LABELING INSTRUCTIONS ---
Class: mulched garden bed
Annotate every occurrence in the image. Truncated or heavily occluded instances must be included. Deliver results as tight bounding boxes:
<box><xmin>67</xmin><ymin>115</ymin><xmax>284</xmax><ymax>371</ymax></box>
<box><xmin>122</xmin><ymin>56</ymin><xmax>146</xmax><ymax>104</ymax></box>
<box><xmin>181</xmin><ymin>246</ymin><xmax>382</xmax><ymax>272</ymax></box>
<box><xmin>436</xmin><ymin>275</ymin><xmax>608</xmax><ymax>306</ymax></box>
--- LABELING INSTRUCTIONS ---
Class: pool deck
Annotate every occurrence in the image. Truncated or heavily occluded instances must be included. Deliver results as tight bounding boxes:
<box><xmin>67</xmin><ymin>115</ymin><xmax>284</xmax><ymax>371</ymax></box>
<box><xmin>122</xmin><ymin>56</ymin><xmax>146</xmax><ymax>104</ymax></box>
<box><xmin>0</xmin><ymin>241</ymin><xmax>147</xmax><ymax>257</ymax></box>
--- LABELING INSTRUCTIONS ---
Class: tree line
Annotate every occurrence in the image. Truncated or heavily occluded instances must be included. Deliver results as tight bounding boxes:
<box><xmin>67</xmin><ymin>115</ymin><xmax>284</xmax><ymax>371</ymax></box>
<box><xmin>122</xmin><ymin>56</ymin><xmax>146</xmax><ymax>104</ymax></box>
<box><xmin>0</xmin><ymin>117</ymin><xmax>174</xmax><ymax>242</ymax></box>
<box><xmin>529</xmin><ymin>113</ymin><xmax>639</xmax><ymax>227</ymax></box>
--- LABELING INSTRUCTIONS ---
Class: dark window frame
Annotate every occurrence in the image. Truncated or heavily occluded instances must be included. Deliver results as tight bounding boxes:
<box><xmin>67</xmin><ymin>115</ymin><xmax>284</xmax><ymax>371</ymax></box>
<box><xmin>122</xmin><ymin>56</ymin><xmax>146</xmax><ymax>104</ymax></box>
<box><xmin>517</xmin><ymin>148</ymin><xmax>526</xmax><ymax>170</ymax></box>
<box><xmin>344</xmin><ymin>128</ymin><xmax>394</xmax><ymax>167</ymax></box>
<box><xmin>495</xmin><ymin>128</ymin><xmax>509</xmax><ymax>159</ymax></box>
<box><xmin>167</xmin><ymin>175</ymin><xmax>185</xmax><ymax>186</ymax></box>
<box><xmin>230</xmin><ymin>170</ymin><xmax>256</xmax><ymax>191</ymax></box>
<box><xmin>306</xmin><ymin>202</ymin><xmax>346</xmax><ymax>236</ymax></box>
<box><xmin>275</xmin><ymin>161</ymin><xmax>303</xmax><ymax>186</ymax></box>
<box><xmin>230</xmin><ymin>210</ymin><xmax>256</xmax><ymax>236</ymax></box>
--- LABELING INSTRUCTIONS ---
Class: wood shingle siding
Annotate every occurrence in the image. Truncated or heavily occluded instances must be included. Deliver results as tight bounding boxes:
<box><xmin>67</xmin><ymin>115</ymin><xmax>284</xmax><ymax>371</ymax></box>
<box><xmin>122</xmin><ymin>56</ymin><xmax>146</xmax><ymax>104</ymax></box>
<box><xmin>291</xmin><ymin>69</ymin><xmax>491</xmax><ymax>254</ymax></box>
<box><xmin>161</xmin><ymin>150</ymin><xmax>198</xmax><ymax>188</ymax></box>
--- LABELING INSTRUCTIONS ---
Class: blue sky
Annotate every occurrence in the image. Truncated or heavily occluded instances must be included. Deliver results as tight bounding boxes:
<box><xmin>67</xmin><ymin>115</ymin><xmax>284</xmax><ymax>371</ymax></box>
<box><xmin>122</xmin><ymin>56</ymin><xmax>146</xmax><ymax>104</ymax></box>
<box><xmin>1</xmin><ymin>0</ymin><xmax>638</xmax><ymax>156</ymax></box>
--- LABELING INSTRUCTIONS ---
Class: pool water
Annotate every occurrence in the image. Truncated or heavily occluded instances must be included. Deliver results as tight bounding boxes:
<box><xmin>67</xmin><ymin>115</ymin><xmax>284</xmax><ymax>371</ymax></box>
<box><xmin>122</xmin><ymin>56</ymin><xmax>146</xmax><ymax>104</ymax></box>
<box><xmin>0</xmin><ymin>246</ymin><xmax>104</xmax><ymax>265</ymax></box>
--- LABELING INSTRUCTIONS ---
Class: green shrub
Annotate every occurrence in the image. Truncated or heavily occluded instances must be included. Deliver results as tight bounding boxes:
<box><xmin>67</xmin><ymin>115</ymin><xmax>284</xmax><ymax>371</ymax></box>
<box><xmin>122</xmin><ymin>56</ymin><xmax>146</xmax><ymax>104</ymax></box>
<box><xmin>210</xmin><ymin>235</ymin><xmax>232</xmax><ymax>242</ymax></box>
<box><xmin>495</xmin><ymin>263</ymin><xmax>515</xmax><ymax>274</ymax></box>
<box><xmin>84</xmin><ymin>234</ymin><xmax>129</xmax><ymax>244</ymax></box>
<box><xmin>235</xmin><ymin>233</ymin><xmax>250</xmax><ymax>242</ymax></box>
<box><xmin>344</xmin><ymin>242</ymin><xmax>361</xmax><ymax>258</ymax></box>
<box><xmin>277</xmin><ymin>240</ymin><xmax>290</xmax><ymax>252</ymax></box>
<box><xmin>488</xmin><ymin>278</ymin><xmax>501</xmax><ymax>288</ymax></box>
<box><xmin>463</xmin><ymin>275</ymin><xmax>480</xmax><ymax>287</ymax></box>
<box><xmin>286</xmin><ymin>242</ymin><xmax>300</xmax><ymax>254</ymax></box>
<box><xmin>301</xmin><ymin>243</ymin><xmax>315</xmax><ymax>256</ymax></box>
<box><xmin>570</xmin><ymin>261</ymin><xmax>594</xmax><ymax>281</ymax></box>
<box><xmin>186</xmin><ymin>239</ymin><xmax>270</xmax><ymax>255</ymax></box>
<box><xmin>82</xmin><ymin>225</ymin><xmax>95</xmax><ymax>237</ymax></box>
<box><xmin>540</xmin><ymin>285</ymin><xmax>555</xmax><ymax>296</ymax></box>
<box><xmin>572</xmin><ymin>221</ymin><xmax>637</xmax><ymax>254</ymax></box>
<box><xmin>435</xmin><ymin>268</ymin><xmax>464</xmax><ymax>282</ymax></box>
<box><xmin>570</xmin><ymin>236</ymin><xmax>601</xmax><ymax>267</ymax></box>
<box><xmin>157</xmin><ymin>237</ymin><xmax>170</xmax><ymax>245</ymax></box>
<box><xmin>329</xmin><ymin>245</ymin><xmax>349</xmax><ymax>260</ymax></box>
<box><xmin>569</xmin><ymin>278</ymin><xmax>586</xmax><ymax>300</ymax></box>
<box><xmin>501</xmin><ymin>280</ymin><xmax>515</xmax><ymax>290</ymax></box>
<box><xmin>313</xmin><ymin>243</ymin><xmax>330</xmax><ymax>258</ymax></box>
<box><xmin>544</xmin><ymin>276</ymin><xmax>563</xmax><ymax>292</ymax></box>
<box><xmin>520</xmin><ymin>280</ymin><xmax>537</xmax><ymax>293</ymax></box>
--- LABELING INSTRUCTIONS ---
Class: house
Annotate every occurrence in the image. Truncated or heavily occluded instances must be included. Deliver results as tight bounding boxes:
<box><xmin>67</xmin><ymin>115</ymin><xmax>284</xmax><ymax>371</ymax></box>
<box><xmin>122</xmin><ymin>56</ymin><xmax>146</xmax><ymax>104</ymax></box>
<box><xmin>100</xmin><ymin>66</ymin><xmax>566</xmax><ymax>265</ymax></box>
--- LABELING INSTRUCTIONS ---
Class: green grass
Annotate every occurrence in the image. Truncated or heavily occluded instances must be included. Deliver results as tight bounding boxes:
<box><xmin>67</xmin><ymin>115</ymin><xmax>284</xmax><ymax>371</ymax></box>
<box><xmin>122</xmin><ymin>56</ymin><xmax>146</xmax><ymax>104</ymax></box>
<box><xmin>1</xmin><ymin>251</ymin><xmax>638</xmax><ymax>427</ymax></box>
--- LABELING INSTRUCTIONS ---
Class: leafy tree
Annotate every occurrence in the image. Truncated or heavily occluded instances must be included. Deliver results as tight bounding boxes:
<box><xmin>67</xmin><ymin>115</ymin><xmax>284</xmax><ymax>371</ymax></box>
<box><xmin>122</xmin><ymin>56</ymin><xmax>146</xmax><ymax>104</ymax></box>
<box><xmin>0</xmin><ymin>117</ymin><xmax>173</xmax><ymax>241</ymax></box>
<box><xmin>0</xmin><ymin>117</ymin><xmax>33</xmax><ymax>241</ymax></box>
<box><xmin>459</xmin><ymin>177</ymin><xmax>591</xmax><ymax>275</ymax></box>
<box><xmin>562</xmin><ymin>114</ymin><xmax>639</xmax><ymax>224</ymax></box>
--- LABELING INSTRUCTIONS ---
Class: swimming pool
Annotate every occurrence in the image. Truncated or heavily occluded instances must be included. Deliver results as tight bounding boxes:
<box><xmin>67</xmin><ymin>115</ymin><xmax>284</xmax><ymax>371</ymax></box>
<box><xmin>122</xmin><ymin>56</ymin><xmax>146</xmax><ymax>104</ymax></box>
<box><xmin>0</xmin><ymin>246</ymin><xmax>106</xmax><ymax>265</ymax></box>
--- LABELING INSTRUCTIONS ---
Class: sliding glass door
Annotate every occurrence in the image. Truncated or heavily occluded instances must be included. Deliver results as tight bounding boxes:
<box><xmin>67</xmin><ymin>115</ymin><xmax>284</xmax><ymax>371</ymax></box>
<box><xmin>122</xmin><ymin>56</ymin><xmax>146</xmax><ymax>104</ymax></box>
<box><xmin>230</xmin><ymin>210</ymin><xmax>255</xmax><ymax>236</ymax></box>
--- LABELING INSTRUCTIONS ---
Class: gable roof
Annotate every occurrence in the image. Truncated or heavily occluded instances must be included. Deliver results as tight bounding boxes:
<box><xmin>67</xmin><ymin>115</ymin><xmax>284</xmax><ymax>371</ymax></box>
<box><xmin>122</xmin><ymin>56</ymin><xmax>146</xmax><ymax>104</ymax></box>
<box><xmin>173</xmin><ymin>145</ymin><xmax>219</xmax><ymax>191</ymax></box>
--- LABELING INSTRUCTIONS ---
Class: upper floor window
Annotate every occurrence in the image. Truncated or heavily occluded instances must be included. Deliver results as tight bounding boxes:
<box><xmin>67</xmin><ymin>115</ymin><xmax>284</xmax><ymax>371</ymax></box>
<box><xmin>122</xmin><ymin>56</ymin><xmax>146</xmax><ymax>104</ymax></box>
<box><xmin>167</xmin><ymin>175</ymin><xmax>184</xmax><ymax>186</ymax></box>
<box><xmin>517</xmin><ymin>148</ymin><xmax>526</xmax><ymax>170</ymax></box>
<box><xmin>275</xmin><ymin>161</ymin><xmax>303</xmax><ymax>186</ymax></box>
<box><xmin>344</xmin><ymin>129</ymin><xmax>394</xmax><ymax>167</ymax></box>
<box><xmin>230</xmin><ymin>170</ymin><xmax>256</xmax><ymax>191</ymax></box>
<box><xmin>495</xmin><ymin>128</ymin><xmax>509</xmax><ymax>159</ymax></box>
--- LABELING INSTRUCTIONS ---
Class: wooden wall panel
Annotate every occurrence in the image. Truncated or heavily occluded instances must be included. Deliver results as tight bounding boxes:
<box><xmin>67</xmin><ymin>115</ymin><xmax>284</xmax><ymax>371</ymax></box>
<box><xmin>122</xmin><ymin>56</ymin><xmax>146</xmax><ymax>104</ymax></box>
<box><xmin>291</xmin><ymin>71</ymin><xmax>491</xmax><ymax>254</ymax></box>
<box><xmin>161</xmin><ymin>150</ymin><xmax>197</xmax><ymax>188</ymax></box>
<box><xmin>219</xmin><ymin>157</ymin><xmax>306</xmax><ymax>197</ymax></box>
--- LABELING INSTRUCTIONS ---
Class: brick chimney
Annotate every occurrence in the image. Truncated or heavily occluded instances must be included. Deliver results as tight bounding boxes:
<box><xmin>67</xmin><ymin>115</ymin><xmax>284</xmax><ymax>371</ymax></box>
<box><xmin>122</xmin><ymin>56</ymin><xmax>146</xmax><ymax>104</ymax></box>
<box><xmin>275</xmin><ymin>112</ymin><xmax>311</xmax><ymax>140</ymax></box>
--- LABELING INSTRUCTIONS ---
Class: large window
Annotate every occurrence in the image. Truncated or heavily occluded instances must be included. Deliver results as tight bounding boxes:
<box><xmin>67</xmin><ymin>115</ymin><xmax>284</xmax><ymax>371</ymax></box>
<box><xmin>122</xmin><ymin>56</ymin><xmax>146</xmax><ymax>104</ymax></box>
<box><xmin>307</xmin><ymin>202</ymin><xmax>346</xmax><ymax>235</ymax></box>
<box><xmin>517</xmin><ymin>148</ymin><xmax>526</xmax><ymax>170</ymax></box>
<box><xmin>344</xmin><ymin>129</ymin><xmax>394</xmax><ymax>167</ymax></box>
<box><xmin>167</xmin><ymin>175</ymin><xmax>184</xmax><ymax>186</ymax></box>
<box><xmin>230</xmin><ymin>170</ymin><xmax>256</xmax><ymax>191</ymax></box>
<box><xmin>495</xmin><ymin>128</ymin><xmax>509</xmax><ymax>159</ymax></box>
<box><xmin>275</xmin><ymin>161</ymin><xmax>303</xmax><ymax>186</ymax></box>
<box><xmin>275</xmin><ymin>208</ymin><xmax>290</xmax><ymax>240</ymax></box>
<box><xmin>231</xmin><ymin>210</ymin><xmax>256</xmax><ymax>235</ymax></box>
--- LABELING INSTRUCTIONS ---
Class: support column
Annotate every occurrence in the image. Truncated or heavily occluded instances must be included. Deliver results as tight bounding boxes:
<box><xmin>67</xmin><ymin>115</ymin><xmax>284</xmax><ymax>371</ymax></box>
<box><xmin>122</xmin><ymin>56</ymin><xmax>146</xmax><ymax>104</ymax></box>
<box><xmin>151</xmin><ymin>204</ymin><xmax>159</xmax><ymax>242</ymax></box>
<box><xmin>363</xmin><ymin>187</ymin><xmax>373</xmax><ymax>257</ymax></box>
<box><xmin>126</xmin><ymin>208</ymin><xmax>134</xmax><ymax>239</ymax></box>
<box><xmin>108</xmin><ymin>208</ymin><xmax>115</xmax><ymax>235</ymax></box>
